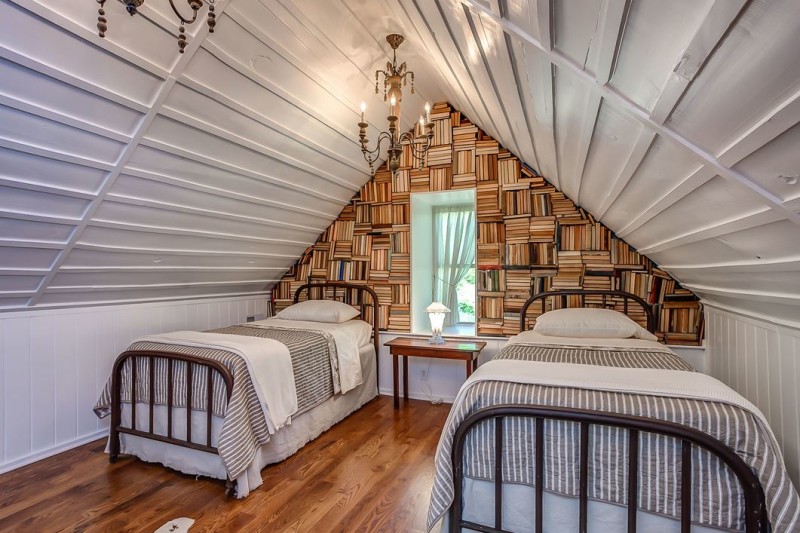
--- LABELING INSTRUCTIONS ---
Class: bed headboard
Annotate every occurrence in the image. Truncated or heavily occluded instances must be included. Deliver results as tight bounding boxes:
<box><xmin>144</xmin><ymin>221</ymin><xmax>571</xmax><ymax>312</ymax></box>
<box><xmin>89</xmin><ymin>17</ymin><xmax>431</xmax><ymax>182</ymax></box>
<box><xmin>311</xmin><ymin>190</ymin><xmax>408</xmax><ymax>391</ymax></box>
<box><xmin>293</xmin><ymin>282</ymin><xmax>381</xmax><ymax>380</ymax></box>
<box><xmin>519</xmin><ymin>289</ymin><xmax>656</xmax><ymax>333</ymax></box>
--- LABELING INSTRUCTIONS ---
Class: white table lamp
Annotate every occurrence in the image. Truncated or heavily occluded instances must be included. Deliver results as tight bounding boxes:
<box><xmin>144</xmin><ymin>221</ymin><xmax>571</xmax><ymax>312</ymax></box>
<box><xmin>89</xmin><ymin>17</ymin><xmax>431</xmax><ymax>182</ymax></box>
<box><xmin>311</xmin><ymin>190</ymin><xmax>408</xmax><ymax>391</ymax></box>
<box><xmin>426</xmin><ymin>302</ymin><xmax>450</xmax><ymax>344</ymax></box>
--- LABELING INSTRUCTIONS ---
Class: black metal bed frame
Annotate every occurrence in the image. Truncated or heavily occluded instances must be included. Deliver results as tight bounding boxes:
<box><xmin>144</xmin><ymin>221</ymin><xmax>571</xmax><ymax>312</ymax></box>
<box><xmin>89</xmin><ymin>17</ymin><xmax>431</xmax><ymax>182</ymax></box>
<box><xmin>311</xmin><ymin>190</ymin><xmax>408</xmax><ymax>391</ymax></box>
<box><xmin>520</xmin><ymin>289</ymin><xmax>656</xmax><ymax>333</ymax></box>
<box><xmin>446</xmin><ymin>289</ymin><xmax>768</xmax><ymax>532</ymax></box>
<box><xmin>449</xmin><ymin>405</ymin><xmax>768</xmax><ymax>533</ymax></box>
<box><xmin>108</xmin><ymin>282</ymin><xmax>379</xmax><ymax>495</ymax></box>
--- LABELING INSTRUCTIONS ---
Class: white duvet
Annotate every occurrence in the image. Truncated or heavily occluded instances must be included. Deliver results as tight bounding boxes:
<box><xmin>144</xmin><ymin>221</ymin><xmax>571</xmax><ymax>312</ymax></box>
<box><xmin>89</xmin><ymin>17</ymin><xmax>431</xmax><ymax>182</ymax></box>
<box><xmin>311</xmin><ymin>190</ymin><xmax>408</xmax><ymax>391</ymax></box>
<box><xmin>248</xmin><ymin>318</ymin><xmax>371</xmax><ymax>394</ymax></box>
<box><xmin>134</xmin><ymin>331</ymin><xmax>296</xmax><ymax>434</ymax></box>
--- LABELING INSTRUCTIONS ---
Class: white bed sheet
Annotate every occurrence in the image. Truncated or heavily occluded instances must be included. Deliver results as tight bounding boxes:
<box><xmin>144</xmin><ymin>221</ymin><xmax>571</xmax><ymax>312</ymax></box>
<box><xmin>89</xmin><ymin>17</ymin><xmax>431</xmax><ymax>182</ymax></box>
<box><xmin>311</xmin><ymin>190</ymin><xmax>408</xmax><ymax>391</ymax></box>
<box><xmin>114</xmin><ymin>343</ymin><xmax>377</xmax><ymax>497</ymax></box>
<box><xmin>507</xmin><ymin>330</ymin><xmax>673</xmax><ymax>351</ymax></box>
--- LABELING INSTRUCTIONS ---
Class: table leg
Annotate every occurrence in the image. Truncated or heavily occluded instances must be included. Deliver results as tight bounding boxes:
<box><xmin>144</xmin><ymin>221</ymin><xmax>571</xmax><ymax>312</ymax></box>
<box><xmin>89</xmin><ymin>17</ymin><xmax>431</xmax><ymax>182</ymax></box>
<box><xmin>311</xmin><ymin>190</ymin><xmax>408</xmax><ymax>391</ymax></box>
<box><xmin>403</xmin><ymin>355</ymin><xmax>409</xmax><ymax>401</ymax></box>
<box><xmin>472</xmin><ymin>357</ymin><xmax>478</xmax><ymax>372</ymax></box>
<box><xmin>393</xmin><ymin>353</ymin><xmax>399</xmax><ymax>409</ymax></box>
<box><xmin>466</xmin><ymin>358</ymin><xmax>472</xmax><ymax>378</ymax></box>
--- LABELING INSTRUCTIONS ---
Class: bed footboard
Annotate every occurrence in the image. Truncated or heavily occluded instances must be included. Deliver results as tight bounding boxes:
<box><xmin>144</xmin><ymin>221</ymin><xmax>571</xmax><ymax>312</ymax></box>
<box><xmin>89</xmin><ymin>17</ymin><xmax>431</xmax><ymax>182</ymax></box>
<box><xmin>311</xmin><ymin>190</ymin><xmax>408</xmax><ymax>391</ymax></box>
<box><xmin>108</xmin><ymin>350</ymin><xmax>235</xmax><ymax>490</ymax></box>
<box><xmin>449</xmin><ymin>405</ymin><xmax>768</xmax><ymax>533</ymax></box>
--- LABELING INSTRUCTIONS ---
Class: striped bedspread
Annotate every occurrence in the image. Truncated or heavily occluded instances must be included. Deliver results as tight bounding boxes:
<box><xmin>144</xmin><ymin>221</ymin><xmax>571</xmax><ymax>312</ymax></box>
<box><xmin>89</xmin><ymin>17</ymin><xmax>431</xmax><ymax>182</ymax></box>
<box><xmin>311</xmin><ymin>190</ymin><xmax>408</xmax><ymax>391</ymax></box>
<box><xmin>94</xmin><ymin>325</ymin><xmax>336</xmax><ymax>480</ymax></box>
<box><xmin>428</xmin><ymin>343</ymin><xmax>800</xmax><ymax>532</ymax></box>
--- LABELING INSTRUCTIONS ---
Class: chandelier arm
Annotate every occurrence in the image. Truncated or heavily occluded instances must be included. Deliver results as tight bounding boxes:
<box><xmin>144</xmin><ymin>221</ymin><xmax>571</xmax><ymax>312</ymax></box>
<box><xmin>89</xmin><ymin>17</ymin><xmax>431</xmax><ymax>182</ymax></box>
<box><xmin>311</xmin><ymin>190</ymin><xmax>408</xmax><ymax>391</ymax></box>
<box><xmin>168</xmin><ymin>0</ymin><xmax>202</xmax><ymax>24</ymax></box>
<box><xmin>398</xmin><ymin>131</ymin><xmax>433</xmax><ymax>157</ymax></box>
<box><xmin>361</xmin><ymin>131</ymin><xmax>393</xmax><ymax>165</ymax></box>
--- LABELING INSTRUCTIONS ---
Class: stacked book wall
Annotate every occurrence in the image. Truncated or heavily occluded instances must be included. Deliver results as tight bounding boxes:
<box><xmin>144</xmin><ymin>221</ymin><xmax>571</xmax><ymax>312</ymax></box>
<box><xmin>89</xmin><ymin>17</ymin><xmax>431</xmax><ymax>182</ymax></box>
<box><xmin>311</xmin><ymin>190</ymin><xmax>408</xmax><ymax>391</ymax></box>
<box><xmin>273</xmin><ymin>102</ymin><xmax>703</xmax><ymax>345</ymax></box>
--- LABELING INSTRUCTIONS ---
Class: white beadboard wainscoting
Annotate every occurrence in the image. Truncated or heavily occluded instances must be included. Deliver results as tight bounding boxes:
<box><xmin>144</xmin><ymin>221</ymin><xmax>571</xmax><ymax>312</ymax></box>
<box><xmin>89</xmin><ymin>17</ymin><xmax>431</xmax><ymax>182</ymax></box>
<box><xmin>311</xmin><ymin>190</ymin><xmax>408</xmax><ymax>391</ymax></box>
<box><xmin>377</xmin><ymin>332</ymin><xmax>708</xmax><ymax>404</ymax></box>
<box><xmin>0</xmin><ymin>294</ymin><xmax>269</xmax><ymax>474</ymax></box>
<box><xmin>706</xmin><ymin>305</ymin><xmax>800</xmax><ymax>488</ymax></box>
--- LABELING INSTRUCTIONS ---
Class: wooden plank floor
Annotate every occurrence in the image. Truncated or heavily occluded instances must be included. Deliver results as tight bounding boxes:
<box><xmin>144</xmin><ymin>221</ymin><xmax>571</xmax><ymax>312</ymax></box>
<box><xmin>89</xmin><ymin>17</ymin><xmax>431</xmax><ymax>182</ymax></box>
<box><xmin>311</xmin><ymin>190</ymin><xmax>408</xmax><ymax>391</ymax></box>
<box><xmin>0</xmin><ymin>396</ymin><xmax>451</xmax><ymax>532</ymax></box>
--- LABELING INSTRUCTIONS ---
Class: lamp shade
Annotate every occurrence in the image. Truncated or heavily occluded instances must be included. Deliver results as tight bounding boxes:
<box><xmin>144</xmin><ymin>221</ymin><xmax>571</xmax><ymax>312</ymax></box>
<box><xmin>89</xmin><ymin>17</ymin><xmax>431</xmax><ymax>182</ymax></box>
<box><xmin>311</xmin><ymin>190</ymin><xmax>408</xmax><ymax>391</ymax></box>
<box><xmin>426</xmin><ymin>302</ymin><xmax>450</xmax><ymax>344</ymax></box>
<box><xmin>425</xmin><ymin>302</ymin><xmax>451</xmax><ymax>314</ymax></box>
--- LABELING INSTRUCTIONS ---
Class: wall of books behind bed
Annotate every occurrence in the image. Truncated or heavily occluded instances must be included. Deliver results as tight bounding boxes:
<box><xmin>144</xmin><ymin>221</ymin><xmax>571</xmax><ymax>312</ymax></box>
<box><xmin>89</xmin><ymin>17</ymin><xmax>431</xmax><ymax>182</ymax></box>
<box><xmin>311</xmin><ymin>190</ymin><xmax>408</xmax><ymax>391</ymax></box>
<box><xmin>273</xmin><ymin>103</ymin><xmax>703</xmax><ymax>346</ymax></box>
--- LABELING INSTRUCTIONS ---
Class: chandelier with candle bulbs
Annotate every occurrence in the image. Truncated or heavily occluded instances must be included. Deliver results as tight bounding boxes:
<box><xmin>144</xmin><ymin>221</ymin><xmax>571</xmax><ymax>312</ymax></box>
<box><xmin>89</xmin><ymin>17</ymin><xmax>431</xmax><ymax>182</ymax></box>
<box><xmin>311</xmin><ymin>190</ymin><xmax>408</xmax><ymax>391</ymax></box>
<box><xmin>95</xmin><ymin>0</ymin><xmax>216</xmax><ymax>54</ymax></box>
<box><xmin>358</xmin><ymin>34</ymin><xmax>434</xmax><ymax>176</ymax></box>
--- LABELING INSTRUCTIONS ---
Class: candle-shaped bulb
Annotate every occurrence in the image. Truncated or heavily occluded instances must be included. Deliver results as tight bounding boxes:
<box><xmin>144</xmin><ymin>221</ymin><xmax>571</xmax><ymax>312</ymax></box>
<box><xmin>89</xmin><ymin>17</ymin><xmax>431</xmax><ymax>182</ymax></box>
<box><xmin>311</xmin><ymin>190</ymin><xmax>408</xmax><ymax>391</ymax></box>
<box><xmin>419</xmin><ymin>115</ymin><xmax>424</xmax><ymax>129</ymax></box>
<box><xmin>360</xmin><ymin>101</ymin><xmax>366</xmax><ymax>122</ymax></box>
<box><xmin>424</xmin><ymin>101</ymin><xmax>431</xmax><ymax>122</ymax></box>
<box><xmin>390</xmin><ymin>95</ymin><xmax>397</xmax><ymax>113</ymax></box>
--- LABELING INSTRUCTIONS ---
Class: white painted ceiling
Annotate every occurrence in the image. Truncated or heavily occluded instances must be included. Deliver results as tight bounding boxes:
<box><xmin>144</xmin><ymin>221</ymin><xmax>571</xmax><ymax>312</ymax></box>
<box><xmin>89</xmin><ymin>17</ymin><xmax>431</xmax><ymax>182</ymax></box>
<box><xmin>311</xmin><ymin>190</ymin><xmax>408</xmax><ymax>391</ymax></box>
<box><xmin>0</xmin><ymin>0</ymin><xmax>798</xmax><ymax>325</ymax></box>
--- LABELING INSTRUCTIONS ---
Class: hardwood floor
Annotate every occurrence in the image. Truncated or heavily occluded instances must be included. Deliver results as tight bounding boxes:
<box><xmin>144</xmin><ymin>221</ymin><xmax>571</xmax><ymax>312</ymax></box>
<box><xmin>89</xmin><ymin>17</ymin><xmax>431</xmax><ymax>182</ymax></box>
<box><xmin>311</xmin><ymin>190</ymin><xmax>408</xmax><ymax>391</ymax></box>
<box><xmin>0</xmin><ymin>396</ymin><xmax>451</xmax><ymax>532</ymax></box>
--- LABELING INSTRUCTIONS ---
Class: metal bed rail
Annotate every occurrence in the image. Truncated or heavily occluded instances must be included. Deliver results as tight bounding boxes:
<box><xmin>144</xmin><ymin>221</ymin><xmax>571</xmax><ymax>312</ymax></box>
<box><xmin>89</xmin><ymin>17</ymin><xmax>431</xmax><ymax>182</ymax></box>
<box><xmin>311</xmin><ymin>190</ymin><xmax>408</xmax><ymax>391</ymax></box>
<box><xmin>450</xmin><ymin>405</ymin><xmax>768</xmax><ymax>533</ymax></box>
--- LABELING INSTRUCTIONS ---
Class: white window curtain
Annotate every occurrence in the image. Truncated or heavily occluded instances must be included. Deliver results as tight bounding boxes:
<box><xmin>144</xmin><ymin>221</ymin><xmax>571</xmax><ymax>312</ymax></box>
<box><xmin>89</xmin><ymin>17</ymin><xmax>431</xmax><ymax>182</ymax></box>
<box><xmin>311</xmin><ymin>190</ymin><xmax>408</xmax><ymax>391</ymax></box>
<box><xmin>433</xmin><ymin>205</ymin><xmax>476</xmax><ymax>327</ymax></box>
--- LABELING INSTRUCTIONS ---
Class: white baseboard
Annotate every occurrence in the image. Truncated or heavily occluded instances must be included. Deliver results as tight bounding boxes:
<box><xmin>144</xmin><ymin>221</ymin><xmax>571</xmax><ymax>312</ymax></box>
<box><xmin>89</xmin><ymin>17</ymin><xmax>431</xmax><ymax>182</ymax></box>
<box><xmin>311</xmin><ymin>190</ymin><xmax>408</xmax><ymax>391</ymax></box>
<box><xmin>378</xmin><ymin>388</ymin><xmax>456</xmax><ymax>405</ymax></box>
<box><xmin>0</xmin><ymin>430</ymin><xmax>107</xmax><ymax>475</ymax></box>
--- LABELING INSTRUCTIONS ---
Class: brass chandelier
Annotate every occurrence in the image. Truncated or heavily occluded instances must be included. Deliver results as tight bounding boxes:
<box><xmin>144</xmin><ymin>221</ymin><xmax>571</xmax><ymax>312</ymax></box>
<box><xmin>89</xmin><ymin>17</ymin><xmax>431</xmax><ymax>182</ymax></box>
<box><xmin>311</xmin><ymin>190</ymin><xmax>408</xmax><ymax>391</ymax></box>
<box><xmin>96</xmin><ymin>0</ymin><xmax>216</xmax><ymax>53</ymax></box>
<box><xmin>358</xmin><ymin>34</ymin><xmax>434</xmax><ymax>176</ymax></box>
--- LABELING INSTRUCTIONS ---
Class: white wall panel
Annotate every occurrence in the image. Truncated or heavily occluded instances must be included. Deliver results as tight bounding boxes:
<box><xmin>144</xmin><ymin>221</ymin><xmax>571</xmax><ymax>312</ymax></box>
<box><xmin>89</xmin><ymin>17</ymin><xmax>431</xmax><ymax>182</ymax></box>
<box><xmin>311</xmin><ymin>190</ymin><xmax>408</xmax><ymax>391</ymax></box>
<box><xmin>706</xmin><ymin>304</ymin><xmax>800</xmax><ymax>487</ymax></box>
<box><xmin>376</xmin><ymin>332</ymin><xmax>507</xmax><ymax>403</ymax></box>
<box><xmin>0</xmin><ymin>294</ymin><xmax>269</xmax><ymax>473</ymax></box>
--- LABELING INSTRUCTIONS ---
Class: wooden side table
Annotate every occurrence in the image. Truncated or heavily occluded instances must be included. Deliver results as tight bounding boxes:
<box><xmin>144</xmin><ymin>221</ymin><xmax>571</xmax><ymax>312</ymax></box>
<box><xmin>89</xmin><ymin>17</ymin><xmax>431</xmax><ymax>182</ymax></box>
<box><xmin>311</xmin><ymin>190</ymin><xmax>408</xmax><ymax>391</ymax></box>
<box><xmin>384</xmin><ymin>337</ymin><xmax>487</xmax><ymax>409</ymax></box>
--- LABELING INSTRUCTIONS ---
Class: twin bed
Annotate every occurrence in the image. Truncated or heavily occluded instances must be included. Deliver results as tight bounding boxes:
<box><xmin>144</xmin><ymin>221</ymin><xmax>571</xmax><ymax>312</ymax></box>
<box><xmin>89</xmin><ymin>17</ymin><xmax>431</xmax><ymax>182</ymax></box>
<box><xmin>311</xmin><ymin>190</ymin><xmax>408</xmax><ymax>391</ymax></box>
<box><xmin>94</xmin><ymin>285</ymin><xmax>800</xmax><ymax>532</ymax></box>
<box><xmin>94</xmin><ymin>282</ymin><xmax>379</xmax><ymax>498</ymax></box>
<box><xmin>430</xmin><ymin>290</ymin><xmax>800</xmax><ymax>533</ymax></box>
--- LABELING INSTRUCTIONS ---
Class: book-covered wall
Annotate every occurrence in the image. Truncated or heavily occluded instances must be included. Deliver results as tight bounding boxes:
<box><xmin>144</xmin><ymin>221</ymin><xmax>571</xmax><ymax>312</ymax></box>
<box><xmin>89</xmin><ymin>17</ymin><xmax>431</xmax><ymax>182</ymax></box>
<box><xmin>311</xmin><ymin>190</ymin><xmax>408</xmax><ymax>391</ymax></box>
<box><xmin>273</xmin><ymin>103</ymin><xmax>703</xmax><ymax>345</ymax></box>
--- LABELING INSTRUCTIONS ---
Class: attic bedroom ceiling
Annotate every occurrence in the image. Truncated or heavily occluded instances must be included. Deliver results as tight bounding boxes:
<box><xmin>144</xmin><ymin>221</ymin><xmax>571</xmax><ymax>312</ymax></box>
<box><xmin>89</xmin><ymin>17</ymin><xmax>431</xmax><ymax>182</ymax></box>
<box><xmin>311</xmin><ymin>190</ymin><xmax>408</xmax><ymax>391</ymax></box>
<box><xmin>0</xmin><ymin>0</ymin><xmax>798</xmax><ymax>324</ymax></box>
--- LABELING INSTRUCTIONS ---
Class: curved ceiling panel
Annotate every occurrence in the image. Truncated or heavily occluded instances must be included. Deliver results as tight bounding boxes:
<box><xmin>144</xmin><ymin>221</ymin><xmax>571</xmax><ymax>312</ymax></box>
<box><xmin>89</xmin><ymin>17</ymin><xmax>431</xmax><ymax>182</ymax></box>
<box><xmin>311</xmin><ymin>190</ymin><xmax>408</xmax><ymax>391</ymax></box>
<box><xmin>0</xmin><ymin>0</ymin><xmax>797</xmax><ymax>326</ymax></box>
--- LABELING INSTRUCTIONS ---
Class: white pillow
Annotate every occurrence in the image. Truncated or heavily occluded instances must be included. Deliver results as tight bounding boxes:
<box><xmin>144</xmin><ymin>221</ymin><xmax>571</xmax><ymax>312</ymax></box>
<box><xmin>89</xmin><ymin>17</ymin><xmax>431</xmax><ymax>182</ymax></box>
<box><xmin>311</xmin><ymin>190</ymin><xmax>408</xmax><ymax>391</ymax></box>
<box><xmin>275</xmin><ymin>300</ymin><xmax>360</xmax><ymax>324</ymax></box>
<box><xmin>533</xmin><ymin>307</ymin><xmax>657</xmax><ymax>341</ymax></box>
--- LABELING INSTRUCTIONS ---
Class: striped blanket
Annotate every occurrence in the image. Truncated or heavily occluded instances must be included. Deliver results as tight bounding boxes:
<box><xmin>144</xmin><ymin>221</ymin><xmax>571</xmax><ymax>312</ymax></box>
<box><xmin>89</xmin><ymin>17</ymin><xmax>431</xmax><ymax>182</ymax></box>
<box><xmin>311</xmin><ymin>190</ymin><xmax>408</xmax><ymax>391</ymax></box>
<box><xmin>428</xmin><ymin>343</ymin><xmax>800</xmax><ymax>532</ymax></box>
<box><xmin>94</xmin><ymin>325</ymin><xmax>336</xmax><ymax>480</ymax></box>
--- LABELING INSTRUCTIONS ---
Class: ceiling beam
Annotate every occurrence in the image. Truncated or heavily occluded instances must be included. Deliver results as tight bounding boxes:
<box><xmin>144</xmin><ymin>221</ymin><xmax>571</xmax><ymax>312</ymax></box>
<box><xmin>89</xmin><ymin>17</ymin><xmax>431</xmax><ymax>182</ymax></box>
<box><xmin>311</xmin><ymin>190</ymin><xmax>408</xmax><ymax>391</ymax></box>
<box><xmin>87</xmin><ymin>219</ymin><xmax>316</xmax><ymax>247</ymax></box>
<box><xmin>156</xmin><ymin>106</ymin><xmax>363</xmax><ymax>191</ymax></box>
<box><xmin>508</xmin><ymin>0</ymin><xmax>559</xmax><ymax>187</ymax></box>
<box><xmin>0</xmin><ymin>94</ymin><xmax>131</xmax><ymax>143</ymax></box>
<box><xmin>649</xmin><ymin>0</ymin><xmax>750</xmax><ymax>123</ymax></box>
<box><xmin>0</xmin><ymin>177</ymin><xmax>96</xmax><ymax>200</ymax></box>
<box><xmin>684</xmin><ymin>284</ymin><xmax>800</xmax><ymax>306</ymax></box>
<box><xmin>0</xmin><ymin>138</ymin><xmax>116</xmax><ymax>171</ymax></box>
<box><xmin>73</xmin><ymin>242</ymin><xmax>298</xmax><ymax>259</ymax></box>
<box><xmin>459</xmin><ymin>0</ymin><xmax>800</xmax><ymax>227</ymax></box>
<box><xmin>597</xmin><ymin>0</ymin><xmax>746</xmax><ymax>219</ymax></box>
<box><xmin>46</xmin><ymin>279</ymin><xmax>279</xmax><ymax>292</ymax></box>
<box><xmin>98</xmin><ymin>196</ymin><xmax>327</xmax><ymax>235</ymax></box>
<box><xmin>27</xmin><ymin>0</ymin><xmax>234</xmax><ymax>308</ymax></box>
<box><xmin>138</xmin><ymin>138</ymin><xmax>351</xmax><ymax>204</ymax></box>
<box><xmin>178</xmin><ymin>77</ymin><xmax>368</xmax><ymax>174</ymax></box>
<box><xmin>636</xmin><ymin>208</ymin><xmax>782</xmax><ymax>255</ymax></box>
<box><xmin>570</xmin><ymin>0</ymin><xmax>629</xmax><ymax>203</ymax></box>
<box><xmin>617</xmin><ymin>87</ymin><xmax>800</xmax><ymax>238</ymax></box>
<box><xmin>120</xmin><ymin>167</ymin><xmax>341</xmax><ymax>220</ymax></box>
<box><xmin>660</xmin><ymin>257</ymin><xmax>800</xmax><ymax>273</ymax></box>
<box><xmin>431</xmin><ymin>0</ymin><xmax>521</xmax><ymax>154</ymax></box>
<box><xmin>388</xmin><ymin>0</ymin><xmax>488</xmax><ymax>133</ymax></box>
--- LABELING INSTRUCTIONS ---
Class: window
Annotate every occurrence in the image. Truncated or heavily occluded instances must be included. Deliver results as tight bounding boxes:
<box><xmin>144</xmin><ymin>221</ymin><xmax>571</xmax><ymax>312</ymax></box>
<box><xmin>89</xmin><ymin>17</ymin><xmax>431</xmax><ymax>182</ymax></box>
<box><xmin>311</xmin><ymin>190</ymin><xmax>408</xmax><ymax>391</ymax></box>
<box><xmin>410</xmin><ymin>190</ymin><xmax>476</xmax><ymax>337</ymax></box>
